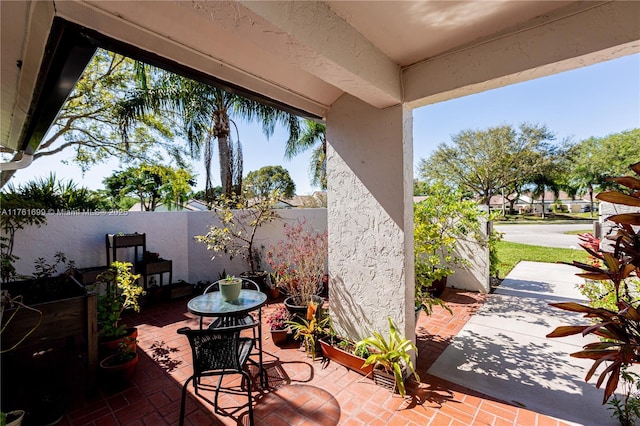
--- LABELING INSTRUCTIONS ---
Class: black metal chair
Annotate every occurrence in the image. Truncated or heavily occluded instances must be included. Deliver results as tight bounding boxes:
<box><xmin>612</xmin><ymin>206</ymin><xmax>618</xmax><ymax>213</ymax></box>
<box><xmin>177</xmin><ymin>325</ymin><xmax>254</xmax><ymax>426</ymax></box>
<box><xmin>205</xmin><ymin>278</ymin><xmax>266</xmax><ymax>387</ymax></box>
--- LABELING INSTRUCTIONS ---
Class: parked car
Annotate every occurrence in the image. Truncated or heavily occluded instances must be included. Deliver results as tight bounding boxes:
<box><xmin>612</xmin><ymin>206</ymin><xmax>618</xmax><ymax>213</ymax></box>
<box><xmin>580</xmin><ymin>205</ymin><xmax>592</xmax><ymax>213</ymax></box>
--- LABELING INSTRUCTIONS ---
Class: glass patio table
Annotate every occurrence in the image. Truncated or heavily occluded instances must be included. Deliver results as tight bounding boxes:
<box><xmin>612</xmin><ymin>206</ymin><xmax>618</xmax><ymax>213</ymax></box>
<box><xmin>187</xmin><ymin>289</ymin><xmax>267</xmax><ymax>321</ymax></box>
<box><xmin>187</xmin><ymin>289</ymin><xmax>268</xmax><ymax>386</ymax></box>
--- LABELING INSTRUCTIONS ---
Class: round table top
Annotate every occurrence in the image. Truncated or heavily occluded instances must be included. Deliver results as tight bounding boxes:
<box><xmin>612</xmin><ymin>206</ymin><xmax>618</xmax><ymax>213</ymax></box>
<box><xmin>187</xmin><ymin>289</ymin><xmax>267</xmax><ymax>317</ymax></box>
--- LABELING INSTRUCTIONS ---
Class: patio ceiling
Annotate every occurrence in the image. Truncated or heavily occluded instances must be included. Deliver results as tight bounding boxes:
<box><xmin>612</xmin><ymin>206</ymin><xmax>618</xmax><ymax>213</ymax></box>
<box><xmin>1</xmin><ymin>0</ymin><xmax>639</xmax><ymax>156</ymax></box>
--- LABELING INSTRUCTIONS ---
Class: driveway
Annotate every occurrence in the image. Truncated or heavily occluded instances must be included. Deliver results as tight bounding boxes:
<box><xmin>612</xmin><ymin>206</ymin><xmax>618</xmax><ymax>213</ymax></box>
<box><xmin>494</xmin><ymin>223</ymin><xmax>595</xmax><ymax>249</ymax></box>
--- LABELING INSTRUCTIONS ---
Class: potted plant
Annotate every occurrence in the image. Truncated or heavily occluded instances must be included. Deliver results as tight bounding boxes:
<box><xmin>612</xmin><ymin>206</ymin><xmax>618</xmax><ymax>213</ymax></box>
<box><xmin>266</xmin><ymin>219</ymin><xmax>327</xmax><ymax>317</ymax></box>
<box><xmin>320</xmin><ymin>320</ymin><xmax>373</xmax><ymax>377</ymax></box>
<box><xmin>95</xmin><ymin>261</ymin><xmax>144</xmax><ymax>358</ymax></box>
<box><xmin>285</xmin><ymin>300</ymin><xmax>329</xmax><ymax>360</ymax></box>
<box><xmin>99</xmin><ymin>337</ymin><xmax>139</xmax><ymax>385</ymax></box>
<box><xmin>547</xmin><ymin>161</ymin><xmax>640</xmax><ymax>422</ymax></box>
<box><xmin>414</xmin><ymin>182</ymin><xmax>487</xmax><ymax>301</ymax></box>
<box><xmin>266</xmin><ymin>306</ymin><xmax>291</xmax><ymax>346</ymax></box>
<box><xmin>219</xmin><ymin>274</ymin><xmax>242</xmax><ymax>302</ymax></box>
<box><xmin>195</xmin><ymin>191</ymin><xmax>280</xmax><ymax>294</ymax></box>
<box><xmin>355</xmin><ymin>316</ymin><xmax>419</xmax><ymax>397</ymax></box>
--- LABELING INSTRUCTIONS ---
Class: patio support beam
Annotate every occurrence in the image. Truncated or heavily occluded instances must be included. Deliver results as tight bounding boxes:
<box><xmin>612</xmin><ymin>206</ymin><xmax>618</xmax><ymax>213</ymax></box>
<box><xmin>326</xmin><ymin>94</ymin><xmax>414</xmax><ymax>342</ymax></box>
<box><xmin>403</xmin><ymin>0</ymin><xmax>640</xmax><ymax>108</ymax></box>
<box><xmin>238</xmin><ymin>0</ymin><xmax>402</xmax><ymax>109</ymax></box>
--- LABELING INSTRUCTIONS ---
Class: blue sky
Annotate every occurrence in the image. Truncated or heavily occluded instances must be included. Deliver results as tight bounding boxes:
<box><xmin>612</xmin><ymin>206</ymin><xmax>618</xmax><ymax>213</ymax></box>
<box><xmin>8</xmin><ymin>53</ymin><xmax>640</xmax><ymax>195</ymax></box>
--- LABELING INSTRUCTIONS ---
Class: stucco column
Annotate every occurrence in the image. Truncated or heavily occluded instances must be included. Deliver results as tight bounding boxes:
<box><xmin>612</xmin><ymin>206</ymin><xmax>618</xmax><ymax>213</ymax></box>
<box><xmin>326</xmin><ymin>94</ymin><xmax>414</xmax><ymax>342</ymax></box>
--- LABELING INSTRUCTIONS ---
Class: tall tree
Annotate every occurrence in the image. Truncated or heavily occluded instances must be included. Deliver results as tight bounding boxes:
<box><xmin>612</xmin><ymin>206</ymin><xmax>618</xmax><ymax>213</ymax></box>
<box><xmin>418</xmin><ymin>123</ymin><xmax>556</xmax><ymax>205</ymax></box>
<box><xmin>285</xmin><ymin>120</ymin><xmax>327</xmax><ymax>190</ymax></box>
<box><xmin>1</xmin><ymin>49</ymin><xmax>184</xmax><ymax>189</ymax></box>
<box><xmin>244</xmin><ymin>166</ymin><xmax>295</xmax><ymax>199</ymax></box>
<box><xmin>118</xmin><ymin>68</ymin><xmax>300</xmax><ymax>203</ymax></box>
<box><xmin>103</xmin><ymin>164</ymin><xmax>195</xmax><ymax>211</ymax></box>
<box><xmin>568</xmin><ymin>129</ymin><xmax>640</xmax><ymax>214</ymax></box>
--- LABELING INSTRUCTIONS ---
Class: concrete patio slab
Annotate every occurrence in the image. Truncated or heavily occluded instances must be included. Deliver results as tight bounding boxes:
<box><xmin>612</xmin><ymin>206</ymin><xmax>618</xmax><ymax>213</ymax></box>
<box><xmin>428</xmin><ymin>261</ymin><xmax>618</xmax><ymax>426</ymax></box>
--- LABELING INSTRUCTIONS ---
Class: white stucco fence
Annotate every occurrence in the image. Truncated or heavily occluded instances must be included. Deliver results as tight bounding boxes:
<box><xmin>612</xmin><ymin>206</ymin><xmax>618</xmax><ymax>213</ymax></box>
<box><xmin>9</xmin><ymin>209</ymin><xmax>327</xmax><ymax>284</ymax></box>
<box><xmin>7</xmin><ymin>208</ymin><xmax>488</xmax><ymax>293</ymax></box>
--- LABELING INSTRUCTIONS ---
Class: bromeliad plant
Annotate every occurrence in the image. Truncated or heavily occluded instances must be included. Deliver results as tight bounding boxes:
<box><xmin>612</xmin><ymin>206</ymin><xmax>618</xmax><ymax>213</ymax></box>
<box><xmin>547</xmin><ymin>161</ymin><xmax>640</xmax><ymax>409</ymax></box>
<box><xmin>355</xmin><ymin>316</ymin><xmax>419</xmax><ymax>397</ymax></box>
<box><xmin>286</xmin><ymin>300</ymin><xmax>328</xmax><ymax>360</ymax></box>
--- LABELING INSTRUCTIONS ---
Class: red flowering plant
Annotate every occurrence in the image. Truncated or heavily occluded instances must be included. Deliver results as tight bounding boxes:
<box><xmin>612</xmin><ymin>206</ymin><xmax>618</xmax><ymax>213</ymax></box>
<box><xmin>266</xmin><ymin>307</ymin><xmax>290</xmax><ymax>331</ymax></box>
<box><xmin>266</xmin><ymin>220</ymin><xmax>328</xmax><ymax>306</ymax></box>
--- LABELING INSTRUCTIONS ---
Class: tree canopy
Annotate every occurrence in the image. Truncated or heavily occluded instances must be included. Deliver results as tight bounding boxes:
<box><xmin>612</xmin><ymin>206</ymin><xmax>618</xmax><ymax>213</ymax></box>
<box><xmin>8</xmin><ymin>50</ymin><xmax>184</xmax><ymax>172</ymax></box>
<box><xmin>285</xmin><ymin>120</ymin><xmax>327</xmax><ymax>190</ymax></box>
<box><xmin>118</xmin><ymin>65</ymin><xmax>301</xmax><ymax>202</ymax></box>
<box><xmin>244</xmin><ymin>165</ymin><xmax>295</xmax><ymax>199</ymax></box>
<box><xmin>418</xmin><ymin>123</ymin><xmax>556</xmax><ymax>205</ymax></box>
<box><xmin>568</xmin><ymin>128</ymin><xmax>640</xmax><ymax>195</ymax></box>
<box><xmin>103</xmin><ymin>164</ymin><xmax>195</xmax><ymax>211</ymax></box>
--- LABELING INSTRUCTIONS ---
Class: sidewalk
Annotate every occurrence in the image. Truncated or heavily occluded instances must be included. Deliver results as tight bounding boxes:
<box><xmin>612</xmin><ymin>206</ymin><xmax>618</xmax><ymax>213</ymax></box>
<box><xmin>428</xmin><ymin>261</ymin><xmax>616</xmax><ymax>426</ymax></box>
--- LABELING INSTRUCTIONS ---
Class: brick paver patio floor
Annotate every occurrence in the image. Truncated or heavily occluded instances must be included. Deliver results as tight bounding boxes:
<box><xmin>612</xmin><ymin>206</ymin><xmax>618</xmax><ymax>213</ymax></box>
<box><xmin>56</xmin><ymin>288</ymin><xmax>572</xmax><ymax>425</ymax></box>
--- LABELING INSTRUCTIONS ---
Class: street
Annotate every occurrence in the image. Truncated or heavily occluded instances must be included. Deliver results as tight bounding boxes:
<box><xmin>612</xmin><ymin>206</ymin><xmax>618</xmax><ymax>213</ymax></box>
<box><xmin>493</xmin><ymin>223</ymin><xmax>596</xmax><ymax>249</ymax></box>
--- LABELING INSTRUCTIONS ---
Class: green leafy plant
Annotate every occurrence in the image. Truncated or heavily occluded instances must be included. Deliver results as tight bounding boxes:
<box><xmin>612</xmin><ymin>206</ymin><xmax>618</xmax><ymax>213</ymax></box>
<box><xmin>195</xmin><ymin>191</ymin><xmax>280</xmax><ymax>274</ymax></box>
<box><xmin>285</xmin><ymin>300</ymin><xmax>328</xmax><ymax>360</ymax></box>
<box><xmin>102</xmin><ymin>336</ymin><xmax>138</xmax><ymax>366</ymax></box>
<box><xmin>96</xmin><ymin>261</ymin><xmax>144</xmax><ymax>340</ymax></box>
<box><xmin>414</xmin><ymin>182</ymin><xmax>489</xmax><ymax>312</ymax></box>
<box><xmin>547</xmin><ymin>161</ymin><xmax>640</xmax><ymax>407</ymax></box>
<box><xmin>355</xmin><ymin>316</ymin><xmax>419</xmax><ymax>397</ymax></box>
<box><xmin>608</xmin><ymin>367</ymin><xmax>640</xmax><ymax>426</ymax></box>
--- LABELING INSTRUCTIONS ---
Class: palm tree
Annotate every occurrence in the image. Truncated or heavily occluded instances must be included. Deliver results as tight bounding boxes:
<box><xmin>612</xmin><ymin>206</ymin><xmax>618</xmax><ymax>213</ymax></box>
<box><xmin>285</xmin><ymin>120</ymin><xmax>327</xmax><ymax>190</ymax></box>
<box><xmin>118</xmin><ymin>68</ymin><xmax>300</xmax><ymax>203</ymax></box>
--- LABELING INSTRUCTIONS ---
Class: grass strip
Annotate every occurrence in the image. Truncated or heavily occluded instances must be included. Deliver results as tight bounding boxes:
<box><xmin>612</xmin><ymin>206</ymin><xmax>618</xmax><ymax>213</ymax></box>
<box><xmin>494</xmin><ymin>240</ymin><xmax>589</xmax><ymax>279</ymax></box>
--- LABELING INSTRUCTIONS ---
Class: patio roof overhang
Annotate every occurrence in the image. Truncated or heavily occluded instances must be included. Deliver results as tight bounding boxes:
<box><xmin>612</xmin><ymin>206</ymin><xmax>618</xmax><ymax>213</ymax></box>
<box><xmin>2</xmin><ymin>0</ymin><xmax>639</xmax><ymax>157</ymax></box>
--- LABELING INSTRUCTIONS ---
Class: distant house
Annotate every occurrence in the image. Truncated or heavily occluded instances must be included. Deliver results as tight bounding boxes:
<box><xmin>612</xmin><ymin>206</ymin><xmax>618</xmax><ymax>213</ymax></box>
<box><xmin>282</xmin><ymin>191</ymin><xmax>327</xmax><ymax>208</ymax></box>
<box><xmin>128</xmin><ymin>192</ymin><xmax>328</xmax><ymax>212</ymax></box>
<box><xmin>488</xmin><ymin>191</ymin><xmax>595</xmax><ymax>214</ymax></box>
<box><xmin>128</xmin><ymin>199</ymin><xmax>209</xmax><ymax>212</ymax></box>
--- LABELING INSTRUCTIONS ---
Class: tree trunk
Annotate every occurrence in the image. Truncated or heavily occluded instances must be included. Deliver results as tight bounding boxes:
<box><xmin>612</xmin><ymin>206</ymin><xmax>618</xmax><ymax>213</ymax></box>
<box><xmin>216</xmin><ymin>112</ymin><xmax>233</xmax><ymax>197</ymax></box>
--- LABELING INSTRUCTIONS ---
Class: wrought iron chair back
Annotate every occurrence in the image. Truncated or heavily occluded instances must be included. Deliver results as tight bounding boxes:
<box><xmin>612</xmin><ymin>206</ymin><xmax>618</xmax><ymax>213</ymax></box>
<box><xmin>177</xmin><ymin>325</ymin><xmax>254</xmax><ymax>425</ymax></box>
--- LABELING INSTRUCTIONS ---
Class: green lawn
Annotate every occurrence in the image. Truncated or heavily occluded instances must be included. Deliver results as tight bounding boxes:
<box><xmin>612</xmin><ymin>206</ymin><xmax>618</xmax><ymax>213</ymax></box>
<box><xmin>494</xmin><ymin>240</ymin><xmax>589</xmax><ymax>279</ymax></box>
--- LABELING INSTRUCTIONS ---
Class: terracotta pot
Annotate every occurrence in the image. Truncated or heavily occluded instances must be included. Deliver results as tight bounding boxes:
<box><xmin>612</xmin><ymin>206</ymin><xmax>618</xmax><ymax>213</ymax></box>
<box><xmin>99</xmin><ymin>351</ymin><xmax>139</xmax><ymax>383</ymax></box>
<box><xmin>319</xmin><ymin>339</ymin><xmax>373</xmax><ymax>377</ymax></box>
<box><xmin>99</xmin><ymin>327</ymin><xmax>138</xmax><ymax>359</ymax></box>
<box><xmin>270</xmin><ymin>328</ymin><xmax>289</xmax><ymax>346</ymax></box>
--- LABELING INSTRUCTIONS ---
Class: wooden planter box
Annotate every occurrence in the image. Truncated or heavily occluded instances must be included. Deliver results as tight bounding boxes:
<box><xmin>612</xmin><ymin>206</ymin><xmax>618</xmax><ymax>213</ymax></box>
<box><xmin>319</xmin><ymin>338</ymin><xmax>373</xmax><ymax>377</ymax></box>
<box><xmin>74</xmin><ymin>266</ymin><xmax>110</xmax><ymax>285</ymax></box>
<box><xmin>107</xmin><ymin>233</ymin><xmax>146</xmax><ymax>248</ymax></box>
<box><xmin>1</xmin><ymin>275</ymin><xmax>98</xmax><ymax>386</ymax></box>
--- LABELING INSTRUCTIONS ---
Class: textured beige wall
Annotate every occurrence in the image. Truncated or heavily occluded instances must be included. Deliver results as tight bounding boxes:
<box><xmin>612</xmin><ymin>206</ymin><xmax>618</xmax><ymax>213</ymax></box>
<box><xmin>326</xmin><ymin>94</ymin><xmax>414</xmax><ymax>342</ymax></box>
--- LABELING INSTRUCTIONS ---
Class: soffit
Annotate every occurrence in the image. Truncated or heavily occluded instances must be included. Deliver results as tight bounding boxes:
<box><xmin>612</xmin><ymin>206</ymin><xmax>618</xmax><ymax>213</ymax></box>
<box><xmin>326</xmin><ymin>1</ymin><xmax>576</xmax><ymax>67</ymax></box>
<box><xmin>3</xmin><ymin>0</ymin><xmax>638</xmax><ymax>155</ymax></box>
